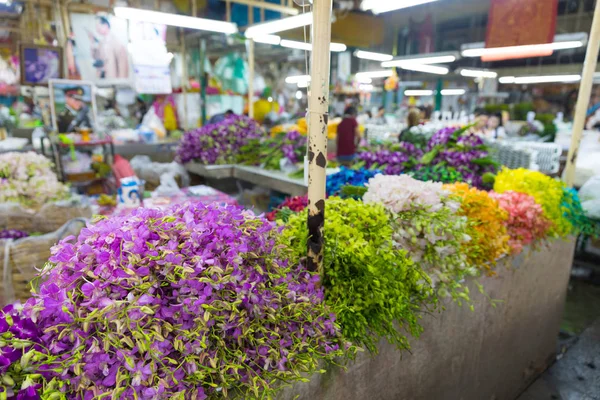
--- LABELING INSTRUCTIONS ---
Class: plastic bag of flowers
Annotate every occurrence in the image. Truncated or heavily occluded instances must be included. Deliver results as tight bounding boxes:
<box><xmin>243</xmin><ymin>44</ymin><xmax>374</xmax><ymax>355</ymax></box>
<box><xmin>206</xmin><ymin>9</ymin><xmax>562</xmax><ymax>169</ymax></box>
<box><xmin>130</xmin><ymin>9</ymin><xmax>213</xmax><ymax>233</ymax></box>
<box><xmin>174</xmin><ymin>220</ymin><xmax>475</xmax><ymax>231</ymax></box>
<box><xmin>444</xmin><ymin>183</ymin><xmax>510</xmax><ymax>272</ymax></box>
<box><xmin>176</xmin><ymin>115</ymin><xmax>265</xmax><ymax>165</ymax></box>
<box><xmin>278</xmin><ymin>197</ymin><xmax>435</xmax><ymax>354</ymax></box>
<box><xmin>363</xmin><ymin>175</ymin><xmax>477</xmax><ymax>306</ymax></box>
<box><xmin>0</xmin><ymin>202</ymin><xmax>353</xmax><ymax>399</ymax></box>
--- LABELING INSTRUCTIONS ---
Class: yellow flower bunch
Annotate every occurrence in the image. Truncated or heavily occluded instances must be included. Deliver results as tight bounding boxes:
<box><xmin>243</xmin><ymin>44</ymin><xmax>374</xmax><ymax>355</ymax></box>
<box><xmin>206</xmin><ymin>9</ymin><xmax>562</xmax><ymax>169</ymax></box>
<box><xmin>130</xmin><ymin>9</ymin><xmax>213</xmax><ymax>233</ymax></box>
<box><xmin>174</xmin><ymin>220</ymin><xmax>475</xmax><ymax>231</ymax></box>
<box><xmin>493</xmin><ymin>168</ymin><xmax>570</xmax><ymax>237</ymax></box>
<box><xmin>444</xmin><ymin>182</ymin><xmax>510</xmax><ymax>271</ymax></box>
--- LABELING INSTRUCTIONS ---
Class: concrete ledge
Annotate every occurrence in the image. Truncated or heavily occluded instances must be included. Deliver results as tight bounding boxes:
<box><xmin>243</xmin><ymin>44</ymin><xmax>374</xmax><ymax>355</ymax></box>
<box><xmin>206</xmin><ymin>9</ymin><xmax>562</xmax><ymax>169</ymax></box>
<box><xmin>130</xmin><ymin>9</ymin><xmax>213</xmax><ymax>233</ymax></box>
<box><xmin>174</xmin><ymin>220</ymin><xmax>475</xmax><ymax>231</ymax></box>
<box><xmin>280</xmin><ymin>239</ymin><xmax>576</xmax><ymax>400</ymax></box>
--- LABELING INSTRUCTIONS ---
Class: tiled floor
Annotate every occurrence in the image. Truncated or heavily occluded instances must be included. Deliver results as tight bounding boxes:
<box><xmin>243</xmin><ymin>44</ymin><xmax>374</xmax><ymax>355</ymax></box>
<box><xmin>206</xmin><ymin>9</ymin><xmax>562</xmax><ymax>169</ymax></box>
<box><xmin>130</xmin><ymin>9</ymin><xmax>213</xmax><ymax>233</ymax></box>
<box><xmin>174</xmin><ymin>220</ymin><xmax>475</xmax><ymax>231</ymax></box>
<box><xmin>517</xmin><ymin>317</ymin><xmax>600</xmax><ymax>400</ymax></box>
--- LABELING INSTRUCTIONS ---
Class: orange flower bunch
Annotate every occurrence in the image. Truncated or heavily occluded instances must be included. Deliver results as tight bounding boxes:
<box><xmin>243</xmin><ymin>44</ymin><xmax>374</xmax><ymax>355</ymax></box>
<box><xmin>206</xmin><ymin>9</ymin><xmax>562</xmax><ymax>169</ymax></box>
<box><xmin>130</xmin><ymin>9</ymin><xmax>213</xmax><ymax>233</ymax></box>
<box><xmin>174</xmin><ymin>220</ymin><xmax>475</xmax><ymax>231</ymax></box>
<box><xmin>444</xmin><ymin>183</ymin><xmax>510</xmax><ymax>271</ymax></box>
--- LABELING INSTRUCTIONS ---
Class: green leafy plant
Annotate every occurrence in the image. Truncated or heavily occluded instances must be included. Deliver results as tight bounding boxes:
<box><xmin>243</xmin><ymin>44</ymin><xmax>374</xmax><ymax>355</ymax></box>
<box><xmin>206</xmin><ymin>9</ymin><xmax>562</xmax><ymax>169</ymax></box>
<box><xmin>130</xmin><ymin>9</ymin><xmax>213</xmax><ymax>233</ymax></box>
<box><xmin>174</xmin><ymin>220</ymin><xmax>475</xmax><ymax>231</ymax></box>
<box><xmin>279</xmin><ymin>197</ymin><xmax>435</xmax><ymax>354</ymax></box>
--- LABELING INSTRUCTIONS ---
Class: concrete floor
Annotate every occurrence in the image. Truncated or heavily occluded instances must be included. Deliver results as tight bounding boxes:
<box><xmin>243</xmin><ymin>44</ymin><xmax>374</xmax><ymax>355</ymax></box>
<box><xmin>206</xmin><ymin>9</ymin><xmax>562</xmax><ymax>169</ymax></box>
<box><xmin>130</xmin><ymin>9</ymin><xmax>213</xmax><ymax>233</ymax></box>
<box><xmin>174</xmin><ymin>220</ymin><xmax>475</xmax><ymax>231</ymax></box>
<box><xmin>517</xmin><ymin>314</ymin><xmax>600</xmax><ymax>400</ymax></box>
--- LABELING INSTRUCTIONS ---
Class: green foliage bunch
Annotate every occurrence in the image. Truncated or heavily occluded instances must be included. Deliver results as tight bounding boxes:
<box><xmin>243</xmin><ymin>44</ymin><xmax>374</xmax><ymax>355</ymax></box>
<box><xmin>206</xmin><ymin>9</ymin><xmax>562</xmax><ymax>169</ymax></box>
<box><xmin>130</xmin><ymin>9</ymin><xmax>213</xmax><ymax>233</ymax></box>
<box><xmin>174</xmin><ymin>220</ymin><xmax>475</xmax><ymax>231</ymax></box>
<box><xmin>279</xmin><ymin>197</ymin><xmax>434</xmax><ymax>353</ymax></box>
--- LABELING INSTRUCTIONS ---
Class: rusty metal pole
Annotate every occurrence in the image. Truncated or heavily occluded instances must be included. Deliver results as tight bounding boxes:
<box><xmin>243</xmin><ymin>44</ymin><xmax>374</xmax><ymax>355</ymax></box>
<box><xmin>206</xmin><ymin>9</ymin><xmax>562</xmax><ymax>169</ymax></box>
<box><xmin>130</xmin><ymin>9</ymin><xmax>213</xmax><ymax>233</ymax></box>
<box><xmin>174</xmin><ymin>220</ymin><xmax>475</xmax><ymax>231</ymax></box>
<box><xmin>306</xmin><ymin>0</ymin><xmax>332</xmax><ymax>275</ymax></box>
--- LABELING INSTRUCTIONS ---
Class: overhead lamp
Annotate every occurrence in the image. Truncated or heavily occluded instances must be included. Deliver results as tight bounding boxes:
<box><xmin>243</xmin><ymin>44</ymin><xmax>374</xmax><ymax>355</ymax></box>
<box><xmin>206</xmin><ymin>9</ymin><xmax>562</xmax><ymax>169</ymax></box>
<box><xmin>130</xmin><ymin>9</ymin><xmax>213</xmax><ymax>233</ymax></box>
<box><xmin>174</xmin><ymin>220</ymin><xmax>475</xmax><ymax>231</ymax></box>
<box><xmin>359</xmin><ymin>84</ymin><xmax>374</xmax><ymax>92</ymax></box>
<box><xmin>280</xmin><ymin>39</ymin><xmax>347</xmax><ymax>52</ymax></box>
<box><xmin>441</xmin><ymin>89</ymin><xmax>466</xmax><ymax>95</ymax></box>
<box><xmin>245</xmin><ymin>12</ymin><xmax>312</xmax><ymax>38</ymax></box>
<box><xmin>459</xmin><ymin>68</ymin><xmax>498</xmax><ymax>78</ymax></box>
<box><xmin>252</xmin><ymin>35</ymin><xmax>281</xmax><ymax>45</ymax></box>
<box><xmin>297</xmin><ymin>80</ymin><xmax>310</xmax><ymax>88</ymax></box>
<box><xmin>396</xmin><ymin>63</ymin><xmax>449</xmax><ymax>75</ymax></box>
<box><xmin>356</xmin><ymin>76</ymin><xmax>373</xmax><ymax>84</ymax></box>
<box><xmin>295</xmin><ymin>90</ymin><xmax>303</xmax><ymax>100</ymax></box>
<box><xmin>355</xmin><ymin>70</ymin><xmax>394</xmax><ymax>79</ymax></box>
<box><xmin>114</xmin><ymin>7</ymin><xmax>238</xmax><ymax>34</ymax></box>
<box><xmin>354</xmin><ymin>50</ymin><xmax>394</xmax><ymax>62</ymax></box>
<box><xmin>404</xmin><ymin>90</ymin><xmax>433</xmax><ymax>96</ymax></box>
<box><xmin>461</xmin><ymin>33</ymin><xmax>587</xmax><ymax>61</ymax></box>
<box><xmin>382</xmin><ymin>53</ymin><xmax>458</xmax><ymax>66</ymax></box>
<box><xmin>361</xmin><ymin>0</ymin><xmax>439</xmax><ymax>14</ymax></box>
<box><xmin>499</xmin><ymin>74</ymin><xmax>581</xmax><ymax>84</ymax></box>
<box><xmin>285</xmin><ymin>75</ymin><xmax>311</xmax><ymax>84</ymax></box>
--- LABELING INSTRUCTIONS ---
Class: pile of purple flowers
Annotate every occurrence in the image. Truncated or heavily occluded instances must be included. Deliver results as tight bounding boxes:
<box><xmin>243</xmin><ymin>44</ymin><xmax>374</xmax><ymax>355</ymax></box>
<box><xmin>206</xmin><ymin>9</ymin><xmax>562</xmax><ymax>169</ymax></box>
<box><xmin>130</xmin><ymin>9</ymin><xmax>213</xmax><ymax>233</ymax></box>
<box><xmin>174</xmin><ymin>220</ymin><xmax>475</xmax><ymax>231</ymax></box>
<box><xmin>2</xmin><ymin>203</ymin><xmax>348</xmax><ymax>399</ymax></box>
<box><xmin>427</xmin><ymin>128</ymin><xmax>498</xmax><ymax>189</ymax></box>
<box><xmin>0</xmin><ymin>304</ymin><xmax>43</xmax><ymax>400</ymax></box>
<box><xmin>0</xmin><ymin>229</ymin><xmax>29</xmax><ymax>240</ymax></box>
<box><xmin>357</xmin><ymin>143</ymin><xmax>423</xmax><ymax>175</ymax></box>
<box><xmin>176</xmin><ymin>115</ymin><xmax>264</xmax><ymax>164</ymax></box>
<box><xmin>280</xmin><ymin>130</ymin><xmax>306</xmax><ymax>164</ymax></box>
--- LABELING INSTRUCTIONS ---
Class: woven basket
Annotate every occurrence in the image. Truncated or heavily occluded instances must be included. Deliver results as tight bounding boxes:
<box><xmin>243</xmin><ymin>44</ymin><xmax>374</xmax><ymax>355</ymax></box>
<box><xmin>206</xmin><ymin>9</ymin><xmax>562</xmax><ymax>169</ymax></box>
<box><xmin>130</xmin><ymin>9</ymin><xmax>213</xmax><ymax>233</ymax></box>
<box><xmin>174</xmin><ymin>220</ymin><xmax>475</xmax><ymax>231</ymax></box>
<box><xmin>0</xmin><ymin>218</ymin><xmax>87</xmax><ymax>305</ymax></box>
<box><xmin>0</xmin><ymin>197</ymin><xmax>91</xmax><ymax>233</ymax></box>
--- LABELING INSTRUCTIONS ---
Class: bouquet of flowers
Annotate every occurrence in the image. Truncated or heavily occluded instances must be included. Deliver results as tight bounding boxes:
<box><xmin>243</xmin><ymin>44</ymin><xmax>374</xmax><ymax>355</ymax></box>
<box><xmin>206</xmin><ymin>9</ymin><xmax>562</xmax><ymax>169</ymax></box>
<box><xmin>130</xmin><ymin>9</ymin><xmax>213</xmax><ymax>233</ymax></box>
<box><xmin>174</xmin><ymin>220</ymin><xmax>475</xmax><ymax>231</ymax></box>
<box><xmin>0</xmin><ymin>152</ymin><xmax>70</xmax><ymax>207</ymax></box>
<box><xmin>490</xmin><ymin>190</ymin><xmax>552</xmax><ymax>254</ymax></box>
<box><xmin>326</xmin><ymin>167</ymin><xmax>380</xmax><ymax>196</ymax></box>
<box><xmin>444</xmin><ymin>182</ymin><xmax>510</xmax><ymax>271</ymax></box>
<box><xmin>420</xmin><ymin>127</ymin><xmax>498</xmax><ymax>189</ymax></box>
<box><xmin>364</xmin><ymin>175</ymin><xmax>476</xmax><ymax>304</ymax></box>
<box><xmin>494</xmin><ymin>168</ymin><xmax>571</xmax><ymax>237</ymax></box>
<box><xmin>176</xmin><ymin>115</ymin><xmax>264</xmax><ymax>164</ymax></box>
<box><xmin>356</xmin><ymin>142</ymin><xmax>422</xmax><ymax>175</ymax></box>
<box><xmin>1</xmin><ymin>203</ymin><xmax>349</xmax><ymax>399</ymax></box>
<box><xmin>266</xmin><ymin>195</ymin><xmax>308</xmax><ymax>221</ymax></box>
<box><xmin>239</xmin><ymin>130</ymin><xmax>307</xmax><ymax>170</ymax></box>
<box><xmin>279</xmin><ymin>197</ymin><xmax>434</xmax><ymax>353</ymax></box>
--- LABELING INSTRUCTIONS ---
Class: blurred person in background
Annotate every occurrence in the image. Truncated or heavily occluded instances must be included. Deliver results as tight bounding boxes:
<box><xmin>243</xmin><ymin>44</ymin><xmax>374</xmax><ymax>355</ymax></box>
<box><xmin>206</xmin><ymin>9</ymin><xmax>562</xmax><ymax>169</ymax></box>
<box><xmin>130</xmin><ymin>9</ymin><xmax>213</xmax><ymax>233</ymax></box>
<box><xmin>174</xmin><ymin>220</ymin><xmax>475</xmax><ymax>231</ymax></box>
<box><xmin>337</xmin><ymin>106</ymin><xmax>360</xmax><ymax>165</ymax></box>
<box><xmin>398</xmin><ymin>108</ymin><xmax>422</xmax><ymax>142</ymax></box>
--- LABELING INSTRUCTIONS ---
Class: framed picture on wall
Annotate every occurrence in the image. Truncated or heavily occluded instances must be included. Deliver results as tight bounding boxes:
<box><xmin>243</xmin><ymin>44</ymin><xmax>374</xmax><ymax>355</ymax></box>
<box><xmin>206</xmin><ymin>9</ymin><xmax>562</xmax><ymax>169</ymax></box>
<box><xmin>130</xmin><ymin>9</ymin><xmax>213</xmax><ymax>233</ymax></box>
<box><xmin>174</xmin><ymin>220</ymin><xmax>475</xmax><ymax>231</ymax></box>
<box><xmin>19</xmin><ymin>44</ymin><xmax>64</xmax><ymax>86</ymax></box>
<box><xmin>49</xmin><ymin>79</ymin><xmax>97</xmax><ymax>133</ymax></box>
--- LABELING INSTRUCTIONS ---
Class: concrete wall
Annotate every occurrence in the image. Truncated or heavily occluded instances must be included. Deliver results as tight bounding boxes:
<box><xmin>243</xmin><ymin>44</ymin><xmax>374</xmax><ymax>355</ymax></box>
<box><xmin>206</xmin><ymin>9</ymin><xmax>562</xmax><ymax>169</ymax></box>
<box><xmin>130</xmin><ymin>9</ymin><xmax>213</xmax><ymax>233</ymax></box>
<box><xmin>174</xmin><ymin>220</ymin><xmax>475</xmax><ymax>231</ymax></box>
<box><xmin>280</xmin><ymin>238</ymin><xmax>576</xmax><ymax>400</ymax></box>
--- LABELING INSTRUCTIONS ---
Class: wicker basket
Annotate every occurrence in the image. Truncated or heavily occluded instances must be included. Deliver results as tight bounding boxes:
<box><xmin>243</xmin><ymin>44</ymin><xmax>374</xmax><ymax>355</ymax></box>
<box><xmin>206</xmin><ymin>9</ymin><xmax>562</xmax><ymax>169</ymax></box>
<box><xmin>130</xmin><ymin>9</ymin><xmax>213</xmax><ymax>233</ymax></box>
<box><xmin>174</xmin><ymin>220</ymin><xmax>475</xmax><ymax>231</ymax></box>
<box><xmin>0</xmin><ymin>197</ymin><xmax>92</xmax><ymax>233</ymax></box>
<box><xmin>0</xmin><ymin>218</ymin><xmax>87</xmax><ymax>305</ymax></box>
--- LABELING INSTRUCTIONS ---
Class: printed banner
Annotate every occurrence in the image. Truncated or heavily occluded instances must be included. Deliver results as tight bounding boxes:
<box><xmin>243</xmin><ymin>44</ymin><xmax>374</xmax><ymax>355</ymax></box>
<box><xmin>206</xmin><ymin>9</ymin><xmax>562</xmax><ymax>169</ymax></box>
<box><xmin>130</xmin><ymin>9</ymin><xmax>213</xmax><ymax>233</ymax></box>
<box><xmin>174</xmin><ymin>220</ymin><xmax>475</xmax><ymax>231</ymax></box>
<box><xmin>485</xmin><ymin>0</ymin><xmax>558</xmax><ymax>60</ymax></box>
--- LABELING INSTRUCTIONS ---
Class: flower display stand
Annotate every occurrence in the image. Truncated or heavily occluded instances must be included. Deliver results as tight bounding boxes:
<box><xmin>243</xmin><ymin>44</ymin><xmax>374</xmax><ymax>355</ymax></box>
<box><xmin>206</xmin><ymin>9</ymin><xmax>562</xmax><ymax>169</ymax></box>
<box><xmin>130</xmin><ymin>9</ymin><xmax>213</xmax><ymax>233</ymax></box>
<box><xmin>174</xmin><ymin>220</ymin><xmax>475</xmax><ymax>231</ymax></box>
<box><xmin>281</xmin><ymin>239</ymin><xmax>575</xmax><ymax>400</ymax></box>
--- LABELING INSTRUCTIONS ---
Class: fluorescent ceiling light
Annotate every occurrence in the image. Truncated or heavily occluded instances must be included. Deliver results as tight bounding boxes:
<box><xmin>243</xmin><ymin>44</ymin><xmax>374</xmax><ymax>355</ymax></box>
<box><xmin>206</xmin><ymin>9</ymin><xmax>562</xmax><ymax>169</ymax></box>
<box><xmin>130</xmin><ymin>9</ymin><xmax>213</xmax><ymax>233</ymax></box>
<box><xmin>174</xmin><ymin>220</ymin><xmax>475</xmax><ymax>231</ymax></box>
<box><xmin>252</xmin><ymin>35</ymin><xmax>281</xmax><ymax>45</ymax></box>
<box><xmin>297</xmin><ymin>80</ymin><xmax>310</xmax><ymax>88</ymax></box>
<box><xmin>280</xmin><ymin>39</ymin><xmax>346</xmax><ymax>52</ymax></box>
<box><xmin>285</xmin><ymin>75</ymin><xmax>311</xmax><ymax>84</ymax></box>
<box><xmin>441</xmin><ymin>89</ymin><xmax>466</xmax><ymax>95</ymax></box>
<box><xmin>404</xmin><ymin>90</ymin><xmax>433</xmax><ymax>96</ymax></box>
<box><xmin>460</xmin><ymin>68</ymin><xmax>498</xmax><ymax>78</ymax></box>
<box><xmin>355</xmin><ymin>70</ymin><xmax>394</xmax><ymax>79</ymax></box>
<box><xmin>499</xmin><ymin>74</ymin><xmax>581</xmax><ymax>84</ymax></box>
<box><xmin>359</xmin><ymin>84</ymin><xmax>374</xmax><ymax>91</ymax></box>
<box><xmin>114</xmin><ymin>7</ymin><xmax>238</xmax><ymax>34</ymax></box>
<box><xmin>396</xmin><ymin>63</ymin><xmax>449</xmax><ymax>75</ymax></box>
<box><xmin>361</xmin><ymin>0</ymin><xmax>439</xmax><ymax>14</ymax></box>
<box><xmin>354</xmin><ymin>50</ymin><xmax>393</xmax><ymax>62</ymax></box>
<box><xmin>462</xmin><ymin>41</ymin><xmax>584</xmax><ymax>59</ymax></box>
<box><xmin>356</xmin><ymin>76</ymin><xmax>373</xmax><ymax>84</ymax></box>
<box><xmin>245</xmin><ymin>12</ymin><xmax>312</xmax><ymax>38</ymax></box>
<box><xmin>382</xmin><ymin>54</ymin><xmax>457</xmax><ymax>66</ymax></box>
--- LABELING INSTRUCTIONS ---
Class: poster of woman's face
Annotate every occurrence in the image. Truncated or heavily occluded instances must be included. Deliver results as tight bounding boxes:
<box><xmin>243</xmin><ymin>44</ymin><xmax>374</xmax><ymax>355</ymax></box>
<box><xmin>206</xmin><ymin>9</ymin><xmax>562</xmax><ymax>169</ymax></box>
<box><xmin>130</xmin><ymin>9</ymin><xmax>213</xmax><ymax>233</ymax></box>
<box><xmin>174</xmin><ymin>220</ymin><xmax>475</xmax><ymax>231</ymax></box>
<box><xmin>19</xmin><ymin>44</ymin><xmax>64</xmax><ymax>86</ymax></box>
<box><xmin>49</xmin><ymin>79</ymin><xmax>97</xmax><ymax>134</ymax></box>
<box><xmin>70</xmin><ymin>13</ymin><xmax>131</xmax><ymax>85</ymax></box>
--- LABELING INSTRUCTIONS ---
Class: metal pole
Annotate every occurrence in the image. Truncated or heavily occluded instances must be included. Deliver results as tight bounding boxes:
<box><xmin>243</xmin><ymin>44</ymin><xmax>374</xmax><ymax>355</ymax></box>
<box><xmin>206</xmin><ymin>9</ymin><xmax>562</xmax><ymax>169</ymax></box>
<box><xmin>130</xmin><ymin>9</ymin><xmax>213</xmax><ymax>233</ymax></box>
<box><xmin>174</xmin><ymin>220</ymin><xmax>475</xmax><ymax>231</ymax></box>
<box><xmin>200</xmin><ymin>39</ymin><xmax>207</xmax><ymax>125</ymax></box>
<box><xmin>564</xmin><ymin>1</ymin><xmax>600</xmax><ymax>187</ymax></box>
<box><xmin>306</xmin><ymin>0</ymin><xmax>332</xmax><ymax>275</ymax></box>
<box><xmin>180</xmin><ymin>28</ymin><xmax>189</xmax><ymax>130</ymax></box>
<box><xmin>247</xmin><ymin>38</ymin><xmax>255</xmax><ymax>118</ymax></box>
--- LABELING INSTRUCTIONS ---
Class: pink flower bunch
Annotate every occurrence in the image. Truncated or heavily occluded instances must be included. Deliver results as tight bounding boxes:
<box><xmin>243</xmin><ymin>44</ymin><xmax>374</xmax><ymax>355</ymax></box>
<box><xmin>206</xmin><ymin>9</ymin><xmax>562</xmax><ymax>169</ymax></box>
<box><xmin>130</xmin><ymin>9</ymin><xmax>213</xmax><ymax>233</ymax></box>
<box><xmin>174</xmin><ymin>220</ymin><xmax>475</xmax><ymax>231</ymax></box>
<box><xmin>490</xmin><ymin>190</ymin><xmax>552</xmax><ymax>254</ymax></box>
